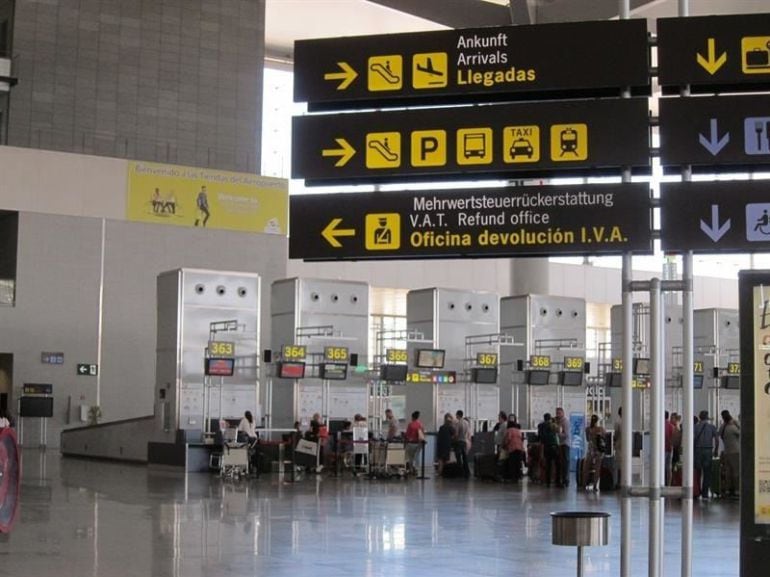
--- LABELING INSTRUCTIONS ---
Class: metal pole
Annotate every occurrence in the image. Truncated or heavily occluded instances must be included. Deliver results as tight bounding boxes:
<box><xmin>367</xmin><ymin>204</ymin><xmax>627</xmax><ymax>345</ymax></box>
<box><xmin>618</xmin><ymin>0</ymin><xmax>633</xmax><ymax>569</ymax></box>
<box><xmin>622</xmin><ymin>253</ymin><xmax>634</xmax><ymax>577</ymax></box>
<box><xmin>649</xmin><ymin>278</ymin><xmax>663</xmax><ymax>577</ymax></box>
<box><xmin>677</xmin><ymin>0</ymin><xmax>693</xmax><ymax>571</ymax></box>
<box><xmin>682</xmin><ymin>253</ymin><xmax>695</xmax><ymax>577</ymax></box>
<box><xmin>578</xmin><ymin>545</ymin><xmax>584</xmax><ymax>577</ymax></box>
<box><xmin>96</xmin><ymin>218</ymin><xmax>106</xmax><ymax>407</ymax></box>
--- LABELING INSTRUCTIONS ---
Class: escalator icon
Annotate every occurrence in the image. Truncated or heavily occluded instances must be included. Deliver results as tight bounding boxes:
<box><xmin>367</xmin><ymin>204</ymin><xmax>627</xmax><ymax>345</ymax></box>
<box><xmin>366</xmin><ymin>132</ymin><xmax>401</xmax><ymax>168</ymax></box>
<box><xmin>368</xmin><ymin>55</ymin><xmax>403</xmax><ymax>91</ymax></box>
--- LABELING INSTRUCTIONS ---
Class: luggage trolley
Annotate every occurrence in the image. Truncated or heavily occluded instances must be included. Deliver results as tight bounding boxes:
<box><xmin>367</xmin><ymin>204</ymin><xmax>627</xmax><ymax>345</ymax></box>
<box><xmin>370</xmin><ymin>440</ymin><xmax>407</xmax><ymax>479</ymax></box>
<box><xmin>351</xmin><ymin>425</ymin><xmax>370</xmax><ymax>477</ymax></box>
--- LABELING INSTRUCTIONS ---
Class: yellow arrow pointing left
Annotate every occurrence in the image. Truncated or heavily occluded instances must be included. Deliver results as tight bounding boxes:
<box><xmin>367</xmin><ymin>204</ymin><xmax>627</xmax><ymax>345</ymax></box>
<box><xmin>696</xmin><ymin>38</ymin><xmax>727</xmax><ymax>75</ymax></box>
<box><xmin>322</xmin><ymin>218</ymin><xmax>356</xmax><ymax>248</ymax></box>
<box><xmin>321</xmin><ymin>138</ymin><xmax>356</xmax><ymax>167</ymax></box>
<box><xmin>323</xmin><ymin>61</ymin><xmax>358</xmax><ymax>90</ymax></box>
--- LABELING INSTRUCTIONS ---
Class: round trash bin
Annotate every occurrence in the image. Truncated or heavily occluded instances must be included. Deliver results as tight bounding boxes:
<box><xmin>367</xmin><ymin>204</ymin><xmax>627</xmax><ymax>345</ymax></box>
<box><xmin>551</xmin><ymin>511</ymin><xmax>610</xmax><ymax>577</ymax></box>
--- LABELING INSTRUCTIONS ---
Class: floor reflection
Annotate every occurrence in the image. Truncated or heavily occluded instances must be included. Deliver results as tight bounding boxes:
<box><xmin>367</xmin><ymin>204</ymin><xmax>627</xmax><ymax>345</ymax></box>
<box><xmin>0</xmin><ymin>450</ymin><xmax>741</xmax><ymax>577</ymax></box>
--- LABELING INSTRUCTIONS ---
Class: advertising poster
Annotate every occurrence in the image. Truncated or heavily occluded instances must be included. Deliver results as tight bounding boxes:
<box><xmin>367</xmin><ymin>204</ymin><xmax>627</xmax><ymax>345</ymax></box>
<box><xmin>126</xmin><ymin>161</ymin><xmax>288</xmax><ymax>234</ymax></box>
<box><xmin>753</xmin><ymin>285</ymin><xmax>770</xmax><ymax>524</ymax></box>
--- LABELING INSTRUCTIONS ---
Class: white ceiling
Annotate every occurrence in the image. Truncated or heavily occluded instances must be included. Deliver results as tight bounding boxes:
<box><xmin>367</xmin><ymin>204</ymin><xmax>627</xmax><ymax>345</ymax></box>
<box><xmin>265</xmin><ymin>0</ymin><xmax>447</xmax><ymax>60</ymax></box>
<box><xmin>265</xmin><ymin>0</ymin><xmax>770</xmax><ymax>60</ymax></box>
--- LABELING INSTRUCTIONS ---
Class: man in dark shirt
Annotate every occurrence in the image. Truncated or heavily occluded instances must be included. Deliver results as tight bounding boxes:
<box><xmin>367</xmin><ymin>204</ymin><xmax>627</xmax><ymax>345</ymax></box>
<box><xmin>693</xmin><ymin>410</ymin><xmax>719</xmax><ymax>499</ymax></box>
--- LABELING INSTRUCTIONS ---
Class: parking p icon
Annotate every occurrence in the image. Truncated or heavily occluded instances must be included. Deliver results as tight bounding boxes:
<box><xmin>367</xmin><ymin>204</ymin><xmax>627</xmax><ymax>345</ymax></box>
<box><xmin>410</xmin><ymin>130</ymin><xmax>447</xmax><ymax>167</ymax></box>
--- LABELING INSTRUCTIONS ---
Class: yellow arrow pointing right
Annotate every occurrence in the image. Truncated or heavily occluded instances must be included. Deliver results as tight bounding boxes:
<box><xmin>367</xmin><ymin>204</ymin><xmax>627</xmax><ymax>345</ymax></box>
<box><xmin>696</xmin><ymin>38</ymin><xmax>727</xmax><ymax>75</ymax></box>
<box><xmin>321</xmin><ymin>138</ymin><xmax>356</xmax><ymax>167</ymax></box>
<box><xmin>323</xmin><ymin>61</ymin><xmax>358</xmax><ymax>90</ymax></box>
<box><xmin>322</xmin><ymin>218</ymin><xmax>356</xmax><ymax>248</ymax></box>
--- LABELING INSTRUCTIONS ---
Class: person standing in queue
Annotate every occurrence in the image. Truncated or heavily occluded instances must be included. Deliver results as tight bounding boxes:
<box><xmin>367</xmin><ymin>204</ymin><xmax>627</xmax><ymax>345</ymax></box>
<box><xmin>582</xmin><ymin>414</ymin><xmax>607</xmax><ymax>491</ymax></box>
<box><xmin>538</xmin><ymin>413</ymin><xmax>561</xmax><ymax>487</ymax></box>
<box><xmin>404</xmin><ymin>411</ymin><xmax>425</xmax><ymax>475</ymax></box>
<box><xmin>665</xmin><ymin>410</ymin><xmax>675</xmax><ymax>485</ymax></box>
<box><xmin>436</xmin><ymin>413</ymin><xmax>455</xmax><ymax>477</ymax></box>
<box><xmin>384</xmin><ymin>408</ymin><xmax>399</xmax><ymax>441</ymax></box>
<box><xmin>454</xmin><ymin>410</ymin><xmax>472</xmax><ymax>479</ymax></box>
<box><xmin>694</xmin><ymin>410</ymin><xmax>719</xmax><ymax>499</ymax></box>
<box><xmin>555</xmin><ymin>407</ymin><xmax>570</xmax><ymax>487</ymax></box>
<box><xmin>237</xmin><ymin>410</ymin><xmax>257</xmax><ymax>443</ymax></box>
<box><xmin>718</xmin><ymin>410</ymin><xmax>740</xmax><ymax>498</ymax></box>
<box><xmin>493</xmin><ymin>411</ymin><xmax>508</xmax><ymax>466</ymax></box>
<box><xmin>503</xmin><ymin>416</ymin><xmax>525</xmax><ymax>481</ymax></box>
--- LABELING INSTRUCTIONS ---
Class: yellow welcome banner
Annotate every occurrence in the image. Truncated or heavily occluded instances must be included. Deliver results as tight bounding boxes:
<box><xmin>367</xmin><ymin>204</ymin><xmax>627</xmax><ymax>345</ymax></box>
<box><xmin>126</xmin><ymin>161</ymin><xmax>288</xmax><ymax>234</ymax></box>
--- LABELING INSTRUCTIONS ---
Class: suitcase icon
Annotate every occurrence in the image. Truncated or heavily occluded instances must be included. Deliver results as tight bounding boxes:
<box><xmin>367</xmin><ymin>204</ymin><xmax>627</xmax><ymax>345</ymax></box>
<box><xmin>746</xmin><ymin>47</ymin><xmax>770</xmax><ymax>69</ymax></box>
<box><xmin>742</xmin><ymin>37</ymin><xmax>770</xmax><ymax>74</ymax></box>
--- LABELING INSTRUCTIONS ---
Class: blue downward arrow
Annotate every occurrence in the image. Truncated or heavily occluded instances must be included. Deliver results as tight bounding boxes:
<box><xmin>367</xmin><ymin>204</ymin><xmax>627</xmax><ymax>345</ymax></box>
<box><xmin>699</xmin><ymin>118</ymin><xmax>730</xmax><ymax>156</ymax></box>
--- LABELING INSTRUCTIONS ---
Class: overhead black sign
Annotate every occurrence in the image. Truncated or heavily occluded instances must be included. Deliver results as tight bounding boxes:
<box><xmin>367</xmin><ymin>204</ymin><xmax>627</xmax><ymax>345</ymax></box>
<box><xmin>659</xmin><ymin>95</ymin><xmax>770</xmax><ymax>171</ymax></box>
<box><xmin>289</xmin><ymin>183</ymin><xmax>652</xmax><ymax>261</ymax></box>
<box><xmin>661</xmin><ymin>181</ymin><xmax>770</xmax><ymax>253</ymax></box>
<box><xmin>294</xmin><ymin>19</ymin><xmax>650</xmax><ymax>110</ymax></box>
<box><xmin>22</xmin><ymin>383</ymin><xmax>53</xmax><ymax>395</ymax></box>
<box><xmin>292</xmin><ymin>98</ymin><xmax>650</xmax><ymax>185</ymax></box>
<box><xmin>658</xmin><ymin>14</ymin><xmax>770</xmax><ymax>94</ymax></box>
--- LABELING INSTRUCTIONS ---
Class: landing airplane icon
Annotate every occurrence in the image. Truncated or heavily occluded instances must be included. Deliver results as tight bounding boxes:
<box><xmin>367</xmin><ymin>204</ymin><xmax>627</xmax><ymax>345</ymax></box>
<box><xmin>416</xmin><ymin>57</ymin><xmax>443</xmax><ymax>77</ymax></box>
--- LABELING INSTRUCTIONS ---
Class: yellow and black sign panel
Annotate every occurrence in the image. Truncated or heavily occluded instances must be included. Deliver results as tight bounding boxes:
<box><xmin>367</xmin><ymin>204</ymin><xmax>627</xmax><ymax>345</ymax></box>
<box><xmin>282</xmin><ymin>344</ymin><xmax>307</xmax><ymax>360</ymax></box>
<box><xmin>612</xmin><ymin>358</ymin><xmax>623</xmax><ymax>372</ymax></box>
<box><xmin>387</xmin><ymin>349</ymin><xmax>408</xmax><ymax>363</ymax></box>
<box><xmin>694</xmin><ymin>360</ymin><xmax>704</xmax><ymax>374</ymax></box>
<box><xmin>293</xmin><ymin>20</ymin><xmax>650</xmax><ymax>108</ymax></box>
<box><xmin>209</xmin><ymin>341</ymin><xmax>235</xmax><ymax>357</ymax></box>
<box><xmin>324</xmin><ymin>346</ymin><xmax>349</xmax><ymax>362</ymax></box>
<box><xmin>530</xmin><ymin>355</ymin><xmax>551</xmax><ymax>369</ymax></box>
<box><xmin>564</xmin><ymin>356</ymin><xmax>584</xmax><ymax>371</ymax></box>
<box><xmin>728</xmin><ymin>362</ymin><xmax>741</xmax><ymax>375</ymax></box>
<box><xmin>292</xmin><ymin>98</ymin><xmax>650</xmax><ymax>184</ymax></box>
<box><xmin>476</xmin><ymin>352</ymin><xmax>498</xmax><ymax>366</ymax></box>
<box><xmin>658</xmin><ymin>13</ymin><xmax>770</xmax><ymax>94</ymax></box>
<box><xmin>289</xmin><ymin>182</ymin><xmax>652</xmax><ymax>260</ymax></box>
<box><xmin>365</xmin><ymin>213</ymin><xmax>401</xmax><ymax>250</ymax></box>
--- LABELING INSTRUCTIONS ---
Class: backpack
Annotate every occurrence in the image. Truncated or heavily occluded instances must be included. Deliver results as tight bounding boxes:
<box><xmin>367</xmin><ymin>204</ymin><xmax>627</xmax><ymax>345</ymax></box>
<box><xmin>594</xmin><ymin>433</ymin><xmax>607</xmax><ymax>454</ymax></box>
<box><xmin>540</xmin><ymin>422</ymin><xmax>559</xmax><ymax>446</ymax></box>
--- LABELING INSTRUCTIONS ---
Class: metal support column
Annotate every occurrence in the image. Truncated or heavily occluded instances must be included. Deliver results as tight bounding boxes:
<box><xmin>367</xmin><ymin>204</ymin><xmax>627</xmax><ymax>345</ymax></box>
<box><xmin>682</xmin><ymin>254</ymin><xmax>695</xmax><ymax>577</ymax></box>
<box><xmin>677</xmin><ymin>1</ymin><xmax>693</xmax><ymax>575</ymax></box>
<box><xmin>649</xmin><ymin>279</ymin><xmax>664</xmax><ymax>577</ymax></box>
<box><xmin>619</xmin><ymin>1</ymin><xmax>632</xmax><ymax>572</ymax></box>
<box><xmin>621</xmin><ymin>254</ymin><xmax>634</xmax><ymax>577</ymax></box>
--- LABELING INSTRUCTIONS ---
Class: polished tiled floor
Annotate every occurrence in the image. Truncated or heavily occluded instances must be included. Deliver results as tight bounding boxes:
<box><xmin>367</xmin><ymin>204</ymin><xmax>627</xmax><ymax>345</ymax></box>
<box><xmin>0</xmin><ymin>450</ymin><xmax>739</xmax><ymax>577</ymax></box>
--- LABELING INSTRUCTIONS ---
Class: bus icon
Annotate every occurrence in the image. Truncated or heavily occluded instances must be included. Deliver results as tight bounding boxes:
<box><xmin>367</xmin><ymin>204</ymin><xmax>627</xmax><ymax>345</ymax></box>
<box><xmin>463</xmin><ymin>132</ymin><xmax>487</xmax><ymax>158</ymax></box>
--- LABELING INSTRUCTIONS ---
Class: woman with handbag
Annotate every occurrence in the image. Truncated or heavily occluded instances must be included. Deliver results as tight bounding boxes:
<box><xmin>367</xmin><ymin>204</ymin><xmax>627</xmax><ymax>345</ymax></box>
<box><xmin>405</xmin><ymin>410</ymin><xmax>425</xmax><ymax>475</ymax></box>
<box><xmin>582</xmin><ymin>414</ymin><xmax>606</xmax><ymax>492</ymax></box>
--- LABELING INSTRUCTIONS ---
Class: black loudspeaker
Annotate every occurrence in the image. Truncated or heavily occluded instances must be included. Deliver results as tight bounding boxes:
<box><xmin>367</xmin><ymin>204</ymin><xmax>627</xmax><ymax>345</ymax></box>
<box><xmin>350</xmin><ymin>353</ymin><xmax>358</xmax><ymax>366</ymax></box>
<box><xmin>263</xmin><ymin>349</ymin><xmax>272</xmax><ymax>363</ymax></box>
<box><xmin>584</xmin><ymin>361</ymin><xmax>591</xmax><ymax>374</ymax></box>
<box><xmin>516</xmin><ymin>360</ymin><xmax>524</xmax><ymax>371</ymax></box>
<box><xmin>712</xmin><ymin>367</ymin><xmax>720</xmax><ymax>378</ymax></box>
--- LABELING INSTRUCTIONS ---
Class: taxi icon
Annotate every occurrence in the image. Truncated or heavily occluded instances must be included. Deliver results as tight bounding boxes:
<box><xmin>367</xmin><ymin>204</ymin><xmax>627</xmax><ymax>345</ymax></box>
<box><xmin>509</xmin><ymin>137</ymin><xmax>534</xmax><ymax>159</ymax></box>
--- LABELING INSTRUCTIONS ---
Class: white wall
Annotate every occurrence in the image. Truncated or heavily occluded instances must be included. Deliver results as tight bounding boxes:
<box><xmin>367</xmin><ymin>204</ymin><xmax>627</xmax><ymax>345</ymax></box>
<box><xmin>0</xmin><ymin>146</ymin><xmax>126</xmax><ymax>219</ymax></box>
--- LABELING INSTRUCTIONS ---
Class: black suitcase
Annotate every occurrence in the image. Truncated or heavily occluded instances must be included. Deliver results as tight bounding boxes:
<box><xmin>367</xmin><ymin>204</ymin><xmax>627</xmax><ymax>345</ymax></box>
<box><xmin>470</xmin><ymin>432</ymin><xmax>495</xmax><ymax>459</ymax></box>
<box><xmin>600</xmin><ymin>455</ymin><xmax>616</xmax><ymax>491</ymax></box>
<box><xmin>442</xmin><ymin>462</ymin><xmax>464</xmax><ymax>478</ymax></box>
<box><xmin>474</xmin><ymin>453</ymin><xmax>498</xmax><ymax>480</ymax></box>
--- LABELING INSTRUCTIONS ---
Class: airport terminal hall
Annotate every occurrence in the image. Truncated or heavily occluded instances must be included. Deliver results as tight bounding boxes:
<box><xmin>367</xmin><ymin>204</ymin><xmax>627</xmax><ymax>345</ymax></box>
<box><xmin>5</xmin><ymin>0</ymin><xmax>770</xmax><ymax>575</ymax></box>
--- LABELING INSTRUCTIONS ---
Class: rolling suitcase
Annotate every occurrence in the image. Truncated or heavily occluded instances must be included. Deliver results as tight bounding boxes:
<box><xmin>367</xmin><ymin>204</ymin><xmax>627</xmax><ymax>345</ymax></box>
<box><xmin>600</xmin><ymin>455</ymin><xmax>616</xmax><ymax>491</ymax></box>
<box><xmin>442</xmin><ymin>462</ymin><xmax>464</xmax><ymax>478</ymax></box>
<box><xmin>474</xmin><ymin>453</ymin><xmax>497</xmax><ymax>480</ymax></box>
